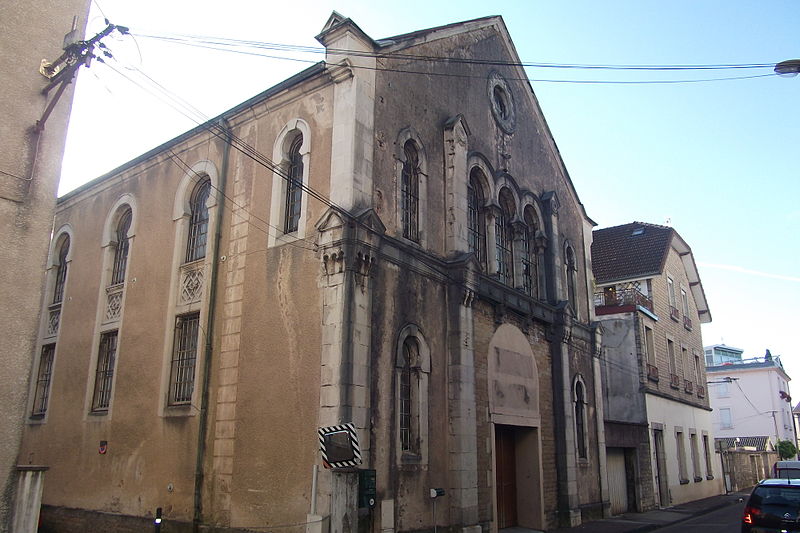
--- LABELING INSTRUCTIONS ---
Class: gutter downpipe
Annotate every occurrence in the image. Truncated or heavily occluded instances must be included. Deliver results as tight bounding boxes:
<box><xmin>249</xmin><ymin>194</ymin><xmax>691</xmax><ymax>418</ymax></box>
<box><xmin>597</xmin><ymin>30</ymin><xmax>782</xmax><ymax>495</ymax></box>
<box><xmin>193</xmin><ymin>118</ymin><xmax>231</xmax><ymax>532</ymax></box>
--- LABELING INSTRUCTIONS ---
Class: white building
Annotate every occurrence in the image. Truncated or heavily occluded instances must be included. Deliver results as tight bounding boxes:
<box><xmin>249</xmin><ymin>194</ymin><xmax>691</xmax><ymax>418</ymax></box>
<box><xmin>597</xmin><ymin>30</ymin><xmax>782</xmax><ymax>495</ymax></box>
<box><xmin>706</xmin><ymin>351</ymin><xmax>796</xmax><ymax>447</ymax></box>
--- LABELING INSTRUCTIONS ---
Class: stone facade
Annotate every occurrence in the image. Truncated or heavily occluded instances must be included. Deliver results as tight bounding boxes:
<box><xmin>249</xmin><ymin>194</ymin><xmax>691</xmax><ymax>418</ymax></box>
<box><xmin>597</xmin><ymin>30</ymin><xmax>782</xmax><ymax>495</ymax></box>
<box><xmin>0</xmin><ymin>1</ymin><xmax>90</xmax><ymax>530</ymax></box>
<box><xmin>19</xmin><ymin>13</ymin><xmax>607</xmax><ymax>532</ymax></box>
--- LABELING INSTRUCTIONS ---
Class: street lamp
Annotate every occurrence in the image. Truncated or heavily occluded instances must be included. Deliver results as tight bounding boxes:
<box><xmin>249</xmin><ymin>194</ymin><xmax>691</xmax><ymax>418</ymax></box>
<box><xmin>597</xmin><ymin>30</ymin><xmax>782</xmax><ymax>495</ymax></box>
<box><xmin>775</xmin><ymin>59</ymin><xmax>800</xmax><ymax>77</ymax></box>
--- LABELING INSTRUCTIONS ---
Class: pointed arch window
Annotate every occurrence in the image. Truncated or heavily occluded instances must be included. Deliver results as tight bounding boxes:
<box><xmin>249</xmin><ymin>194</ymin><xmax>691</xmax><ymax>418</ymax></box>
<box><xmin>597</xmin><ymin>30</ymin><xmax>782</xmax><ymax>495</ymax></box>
<box><xmin>284</xmin><ymin>134</ymin><xmax>304</xmax><ymax>233</ymax></box>
<box><xmin>110</xmin><ymin>208</ymin><xmax>132</xmax><ymax>286</ymax></box>
<box><xmin>399</xmin><ymin>337</ymin><xmax>419</xmax><ymax>453</ymax></box>
<box><xmin>467</xmin><ymin>168</ymin><xmax>487</xmax><ymax>270</ymax></box>
<box><xmin>401</xmin><ymin>141</ymin><xmax>420</xmax><ymax>242</ymax></box>
<box><xmin>565</xmin><ymin>245</ymin><xmax>577</xmax><ymax>310</ymax></box>
<box><xmin>574</xmin><ymin>378</ymin><xmax>588</xmax><ymax>460</ymax></box>
<box><xmin>52</xmin><ymin>235</ymin><xmax>70</xmax><ymax>305</ymax></box>
<box><xmin>495</xmin><ymin>188</ymin><xmax>515</xmax><ymax>285</ymax></box>
<box><xmin>185</xmin><ymin>179</ymin><xmax>211</xmax><ymax>263</ymax></box>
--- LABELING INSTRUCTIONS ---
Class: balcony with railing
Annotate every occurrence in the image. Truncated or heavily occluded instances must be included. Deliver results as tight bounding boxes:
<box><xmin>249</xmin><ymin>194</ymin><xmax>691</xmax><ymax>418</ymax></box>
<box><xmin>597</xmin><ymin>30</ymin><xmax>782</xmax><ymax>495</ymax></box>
<box><xmin>647</xmin><ymin>364</ymin><xmax>659</xmax><ymax>382</ymax></box>
<box><xmin>683</xmin><ymin>315</ymin><xmax>692</xmax><ymax>331</ymax></box>
<box><xmin>697</xmin><ymin>385</ymin><xmax>706</xmax><ymax>398</ymax></box>
<box><xmin>594</xmin><ymin>284</ymin><xmax>654</xmax><ymax>315</ymax></box>
<box><xmin>669</xmin><ymin>305</ymin><xmax>680</xmax><ymax>321</ymax></box>
<box><xmin>670</xmin><ymin>373</ymin><xmax>681</xmax><ymax>389</ymax></box>
<box><xmin>684</xmin><ymin>379</ymin><xmax>694</xmax><ymax>394</ymax></box>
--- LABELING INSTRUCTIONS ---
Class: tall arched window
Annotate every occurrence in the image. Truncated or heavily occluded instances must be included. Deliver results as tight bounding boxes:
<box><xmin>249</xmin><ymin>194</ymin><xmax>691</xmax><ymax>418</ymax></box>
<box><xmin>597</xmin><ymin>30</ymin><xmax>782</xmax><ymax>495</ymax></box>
<box><xmin>401</xmin><ymin>140</ymin><xmax>420</xmax><ymax>242</ymax></box>
<box><xmin>399</xmin><ymin>337</ymin><xmax>419</xmax><ymax>454</ymax></box>
<box><xmin>574</xmin><ymin>377</ymin><xmax>588</xmax><ymax>460</ymax></box>
<box><xmin>467</xmin><ymin>168</ymin><xmax>487</xmax><ymax>270</ymax></box>
<box><xmin>495</xmin><ymin>188</ymin><xmax>515</xmax><ymax>285</ymax></box>
<box><xmin>52</xmin><ymin>235</ymin><xmax>70</xmax><ymax>305</ymax></box>
<box><xmin>284</xmin><ymin>134</ymin><xmax>303</xmax><ymax>233</ymax></box>
<box><xmin>565</xmin><ymin>244</ymin><xmax>577</xmax><ymax>311</ymax></box>
<box><xmin>185</xmin><ymin>178</ymin><xmax>211</xmax><ymax>263</ymax></box>
<box><xmin>110</xmin><ymin>208</ymin><xmax>132</xmax><ymax>286</ymax></box>
<box><xmin>522</xmin><ymin>206</ymin><xmax>540</xmax><ymax>298</ymax></box>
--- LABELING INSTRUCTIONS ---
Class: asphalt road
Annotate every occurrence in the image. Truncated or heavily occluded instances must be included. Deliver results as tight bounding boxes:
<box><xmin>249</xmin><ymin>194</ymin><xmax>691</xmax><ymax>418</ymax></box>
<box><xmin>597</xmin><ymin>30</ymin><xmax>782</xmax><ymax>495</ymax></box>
<box><xmin>656</xmin><ymin>500</ymin><xmax>746</xmax><ymax>532</ymax></box>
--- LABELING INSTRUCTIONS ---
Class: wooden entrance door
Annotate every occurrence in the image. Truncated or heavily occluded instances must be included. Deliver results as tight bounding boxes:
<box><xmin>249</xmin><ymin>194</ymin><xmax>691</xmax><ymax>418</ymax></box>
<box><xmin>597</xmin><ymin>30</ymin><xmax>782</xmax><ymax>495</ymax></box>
<box><xmin>495</xmin><ymin>425</ymin><xmax>517</xmax><ymax>528</ymax></box>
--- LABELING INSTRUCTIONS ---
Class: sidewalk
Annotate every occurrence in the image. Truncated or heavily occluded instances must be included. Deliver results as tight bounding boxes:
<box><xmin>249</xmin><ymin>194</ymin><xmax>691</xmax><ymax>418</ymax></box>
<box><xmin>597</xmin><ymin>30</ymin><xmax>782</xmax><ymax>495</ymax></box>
<box><xmin>548</xmin><ymin>488</ymin><xmax>750</xmax><ymax>533</ymax></box>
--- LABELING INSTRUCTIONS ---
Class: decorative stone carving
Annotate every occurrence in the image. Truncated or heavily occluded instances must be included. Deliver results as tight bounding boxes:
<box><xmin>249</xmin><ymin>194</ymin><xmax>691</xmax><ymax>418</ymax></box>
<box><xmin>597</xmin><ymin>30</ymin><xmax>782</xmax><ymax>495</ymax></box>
<box><xmin>45</xmin><ymin>307</ymin><xmax>60</xmax><ymax>337</ymax></box>
<box><xmin>104</xmin><ymin>286</ymin><xmax>124</xmax><ymax>322</ymax></box>
<box><xmin>322</xmin><ymin>250</ymin><xmax>345</xmax><ymax>276</ymax></box>
<box><xmin>180</xmin><ymin>263</ymin><xmax>204</xmax><ymax>305</ymax></box>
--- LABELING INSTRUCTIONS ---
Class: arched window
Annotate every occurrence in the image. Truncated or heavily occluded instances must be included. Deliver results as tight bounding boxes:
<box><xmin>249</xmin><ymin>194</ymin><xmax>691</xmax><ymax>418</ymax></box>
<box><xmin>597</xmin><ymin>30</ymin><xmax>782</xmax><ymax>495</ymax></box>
<box><xmin>467</xmin><ymin>168</ymin><xmax>487</xmax><ymax>270</ymax></box>
<box><xmin>522</xmin><ymin>206</ymin><xmax>540</xmax><ymax>298</ymax></box>
<box><xmin>401</xmin><ymin>140</ymin><xmax>420</xmax><ymax>242</ymax></box>
<box><xmin>284</xmin><ymin>134</ymin><xmax>303</xmax><ymax>233</ymax></box>
<box><xmin>185</xmin><ymin>178</ymin><xmax>211</xmax><ymax>263</ymax></box>
<box><xmin>399</xmin><ymin>337</ymin><xmax>419</xmax><ymax>453</ymax></box>
<box><xmin>52</xmin><ymin>235</ymin><xmax>70</xmax><ymax>305</ymax></box>
<box><xmin>495</xmin><ymin>188</ymin><xmax>515</xmax><ymax>285</ymax></box>
<box><xmin>396</xmin><ymin>325</ymin><xmax>430</xmax><ymax>464</ymax></box>
<box><xmin>110</xmin><ymin>208</ymin><xmax>132</xmax><ymax>286</ymax></box>
<box><xmin>574</xmin><ymin>377</ymin><xmax>588</xmax><ymax>460</ymax></box>
<box><xmin>565</xmin><ymin>244</ymin><xmax>577</xmax><ymax>311</ymax></box>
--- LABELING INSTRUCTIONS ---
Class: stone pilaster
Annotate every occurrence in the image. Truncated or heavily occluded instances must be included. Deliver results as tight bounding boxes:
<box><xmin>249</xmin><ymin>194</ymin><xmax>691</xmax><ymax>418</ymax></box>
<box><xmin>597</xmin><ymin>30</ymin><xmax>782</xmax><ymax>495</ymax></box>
<box><xmin>444</xmin><ymin>115</ymin><xmax>471</xmax><ymax>255</ymax></box>
<box><xmin>541</xmin><ymin>192</ymin><xmax>561</xmax><ymax>306</ymax></box>
<box><xmin>447</xmin><ymin>264</ymin><xmax>480</xmax><ymax>526</ymax></box>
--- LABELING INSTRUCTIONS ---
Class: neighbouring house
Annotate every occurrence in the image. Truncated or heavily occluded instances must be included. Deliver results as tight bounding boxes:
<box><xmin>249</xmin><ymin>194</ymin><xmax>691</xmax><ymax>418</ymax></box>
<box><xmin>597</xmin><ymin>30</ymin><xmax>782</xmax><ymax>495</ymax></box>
<box><xmin>19</xmin><ymin>13</ymin><xmax>611</xmax><ymax>532</ymax></box>
<box><xmin>0</xmin><ymin>1</ymin><xmax>90</xmax><ymax>530</ymax></box>
<box><xmin>704</xmin><ymin>344</ymin><xmax>744</xmax><ymax>366</ymax></box>
<box><xmin>591</xmin><ymin>222</ymin><xmax>723</xmax><ymax>512</ymax></box>
<box><xmin>706</xmin><ymin>350</ymin><xmax>796</xmax><ymax>453</ymax></box>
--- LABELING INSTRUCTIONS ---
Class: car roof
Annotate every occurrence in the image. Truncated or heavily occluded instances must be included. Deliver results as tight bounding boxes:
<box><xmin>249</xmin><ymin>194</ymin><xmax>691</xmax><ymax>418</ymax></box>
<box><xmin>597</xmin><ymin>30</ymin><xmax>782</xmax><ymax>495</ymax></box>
<box><xmin>758</xmin><ymin>478</ymin><xmax>800</xmax><ymax>486</ymax></box>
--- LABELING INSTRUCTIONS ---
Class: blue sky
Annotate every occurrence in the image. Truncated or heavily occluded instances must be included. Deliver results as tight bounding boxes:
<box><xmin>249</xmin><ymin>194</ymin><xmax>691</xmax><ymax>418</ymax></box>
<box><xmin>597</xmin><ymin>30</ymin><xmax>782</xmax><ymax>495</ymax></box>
<box><xmin>62</xmin><ymin>1</ymin><xmax>799</xmax><ymax>384</ymax></box>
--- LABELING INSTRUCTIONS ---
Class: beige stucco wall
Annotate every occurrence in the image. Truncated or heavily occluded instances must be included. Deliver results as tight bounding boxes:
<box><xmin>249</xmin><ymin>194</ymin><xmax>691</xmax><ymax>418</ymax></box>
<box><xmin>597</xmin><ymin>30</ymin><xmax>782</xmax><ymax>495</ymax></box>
<box><xmin>0</xmin><ymin>1</ymin><xmax>89</xmax><ymax>530</ymax></box>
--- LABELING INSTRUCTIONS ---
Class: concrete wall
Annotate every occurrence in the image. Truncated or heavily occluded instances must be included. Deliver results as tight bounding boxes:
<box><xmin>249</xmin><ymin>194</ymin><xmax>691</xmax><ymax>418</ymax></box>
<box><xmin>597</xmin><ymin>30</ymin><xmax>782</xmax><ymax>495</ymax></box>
<box><xmin>0</xmin><ymin>1</ymin><xmax>90</xmax><ymax>530</ymax></box>
<box><xmin>598</xmin><ymin>314</ymin><xmax>647</xmax><ymax>425</ymax></box>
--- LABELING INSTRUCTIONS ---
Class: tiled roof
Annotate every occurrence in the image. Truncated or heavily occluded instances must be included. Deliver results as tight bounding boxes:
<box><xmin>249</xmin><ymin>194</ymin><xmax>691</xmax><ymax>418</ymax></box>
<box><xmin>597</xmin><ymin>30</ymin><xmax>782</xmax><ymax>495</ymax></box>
<box><xmin>591</xmin><ymin>222</ymin><xmax>674</xmax><ymax>283</ymax></box>
<box><xmin>715</xmin><ymin>436</ymin><xmax>772</xmax><ymax>452</ymax></box>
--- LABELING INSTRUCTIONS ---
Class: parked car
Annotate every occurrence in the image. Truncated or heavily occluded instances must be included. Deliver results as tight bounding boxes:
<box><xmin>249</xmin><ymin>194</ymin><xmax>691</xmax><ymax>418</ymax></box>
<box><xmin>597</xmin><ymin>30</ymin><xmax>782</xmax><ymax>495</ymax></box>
<box><xmin>742</xmin><ymin>478</ymin><xmax>800</xmax><ymax>532</ymax></box>
<box><xmin>774</xmin><ymin>461</ymin><xmax>800</xmax><ymax>479</ymax></box>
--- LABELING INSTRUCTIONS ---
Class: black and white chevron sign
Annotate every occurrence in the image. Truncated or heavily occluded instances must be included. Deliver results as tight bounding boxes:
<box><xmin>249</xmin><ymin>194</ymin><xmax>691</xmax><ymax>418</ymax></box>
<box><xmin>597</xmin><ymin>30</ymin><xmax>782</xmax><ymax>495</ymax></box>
<box><xmin>318</xmin><ymin>423</ymin><xmax>362</xmax><ymax>469</ymax></box>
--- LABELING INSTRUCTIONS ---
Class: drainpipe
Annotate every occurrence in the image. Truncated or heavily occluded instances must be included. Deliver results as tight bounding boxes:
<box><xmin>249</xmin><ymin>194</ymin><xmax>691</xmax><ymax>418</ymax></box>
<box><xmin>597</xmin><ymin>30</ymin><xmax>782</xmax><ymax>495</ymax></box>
<box><xmin>193</xmin><ymin>118</ymin><xmax>231</xmax><ymax>532</ymax></box>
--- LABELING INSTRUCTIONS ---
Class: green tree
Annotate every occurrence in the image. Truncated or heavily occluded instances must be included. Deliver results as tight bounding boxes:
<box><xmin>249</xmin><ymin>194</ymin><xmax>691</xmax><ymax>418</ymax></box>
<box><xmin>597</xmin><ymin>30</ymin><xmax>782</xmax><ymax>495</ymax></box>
<box><xmin>777</xmin><ymin>439</ymin><xmax>798</xmax><ymax>460</ymax></box>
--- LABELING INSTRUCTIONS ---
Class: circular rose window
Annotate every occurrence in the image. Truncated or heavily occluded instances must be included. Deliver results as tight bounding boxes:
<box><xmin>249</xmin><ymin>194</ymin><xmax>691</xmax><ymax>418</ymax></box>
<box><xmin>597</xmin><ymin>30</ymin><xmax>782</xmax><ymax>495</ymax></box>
<box><xmin>487</xmin><ymin>71</ymin><xmax>516</xmax><ymax>134</ymax></box>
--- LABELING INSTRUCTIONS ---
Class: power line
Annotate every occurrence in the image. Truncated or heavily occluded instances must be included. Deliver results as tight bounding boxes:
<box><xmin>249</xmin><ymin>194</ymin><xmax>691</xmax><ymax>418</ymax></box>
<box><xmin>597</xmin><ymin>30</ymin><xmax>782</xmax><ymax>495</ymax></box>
<box><xmin>128</xmin><ymin>31</ymin><xmax>782</xmax><ymax>85</ymax></box>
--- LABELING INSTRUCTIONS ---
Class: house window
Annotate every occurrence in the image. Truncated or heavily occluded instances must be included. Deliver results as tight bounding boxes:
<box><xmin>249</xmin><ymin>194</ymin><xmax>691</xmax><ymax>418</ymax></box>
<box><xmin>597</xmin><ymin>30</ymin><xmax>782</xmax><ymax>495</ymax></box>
<box><xmin>31</xmin><ymin>344</ymin><xmax>56</xmax><ymax>416</ymax></box>
<box><xmin>694</xmin><ymin>353</ymin><xmax>702</xmax><ymax>384</ymax></box>
<box><xmin>667</xmin><ymin>276</ymin><xmax>676</xmax><ymax>307</ymax></box>
<box><xmin>110</xmin><ymin>208</ymin><xmax>132</xmax><ymax>286</ymax></box>
<box><xmin>169</xmin><ymin>313</ymin><xmax>200</xmax><ymax>405</ymax></box>
<box><xmin>682</xmin><ymin>346</ymin><xmax>689</xmax><ymax>379</ymax></box>
<box><xmin>690</xmin><ymin>433</ymin><xmax>701</xmax><ymax>480</ymax></box>
<box><xmin>720</xmin><ymin>407</ymin><xmax>733</xmax><ymax>429</ymax></box>
<box><xmin>681</xmin><ymin>288</ymin><xmax>689</xmax><ymax>316</ymax></box>
<box><xmin>676</xmin><ymin>430</ymin><xmax>688</xmax><ymax>482</ymax></box>
<box><xmin>574</xmin><ymin>377</ymin><xmax>588</xmax><ymax>460</ymax></box>
<box><xmin>495</xmin><ymin>188</ymin><xmax>515</xmax><ymax>285</ymax></box>
<box><xmin>52</xmin><ymin>235</ymin><xmax>70</xmax><ymax>304</ymax></box>
<box><xmin>522</xmin><ymin>206</ymin><xmax>541</xmax><ymax>298</ymax></box>
<box><xmin>644</xmin><ymin>326</ymin><xmax>655</xmax><ymax>364</ymax></box>
<box><xmin>667</xmin><ymin>339</ymin><xmax>676</xmax><ymax>375</ymax></box>
<box><xmin>401</xmin><ymin>140</ymin><xmax>420</xmax><ymax>242</ymax></box>
<box><xmin>185</xmin><ymin>179</ymin><xmax>211</xmax><ymax>263</ymax></box>
<box><xmin>703</xmin><ymin>435</ymin><xmax>713</xmax><ymax>478</ymax></box>
<box><xmin>467</xmin><ymin>168</ymin><xmax>487</xmax><ymax>270</ymax></box>
<box><xmin>91</xmin><ymin>331</ymin><xmax>118</xmax><ymax>412</ymax></box>
<box><xmin>284</xmin><ymin>134</ymin><xmax>303</xmax><ymax>233</ymax></box>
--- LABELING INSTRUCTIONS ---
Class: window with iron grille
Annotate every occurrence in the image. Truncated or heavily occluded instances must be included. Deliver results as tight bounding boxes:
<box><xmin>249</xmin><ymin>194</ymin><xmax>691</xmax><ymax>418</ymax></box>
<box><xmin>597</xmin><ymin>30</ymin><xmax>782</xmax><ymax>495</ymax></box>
<box><xmin>32</xmin><ymin>344</ymin><xmax>56</xmax><ymax>416</ymax></box>
<box><xmin>185</xmin><ymin>179</ymin><xmax>211</xmax><ymax>263</ymax></box>
<box><xmin>169</xmin><ymin>313</ymin><xmax>200</xmax><ymax>405</ymax></box>
<box><xmin>401</xmin><ymin>141</ymin><xmax>420</xmax><ymax>242</ymax></box>
<box><xmin>399</xmin><ymin>337</ymin><xmax>419</xmax><ymax>454</ymax></box>
<box><xmin>110</xmin><ymin>208</ymin><xmax>132</xmax><ymax>286</ymax></box>
<box><xmin>467</xmin><ymin>169</ymin><xmax>487</xmax><ymax>270</ymax></box>
<box><xmin>284</xmin><ymin>135</ymin><xmax>304</xmax><ymax>233</ymax></box>
<box><xmin>495</xmin><ymin>189</ymin><xmax>515</xmax><ymax>285</ymax></box>
<box><xmin>522</xmin><ymin>207</ymin><xmax>540</xmax><ymax>297</ymax></box>
<box><xmin>52</xmin><ymin>236</ymin><xmax>70</xmax><ymax>304</ymax></box>
<box><xmin>91</xmin><ymin>331</ymin><xmax>118</xmax><ymax>412</ymax></box>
